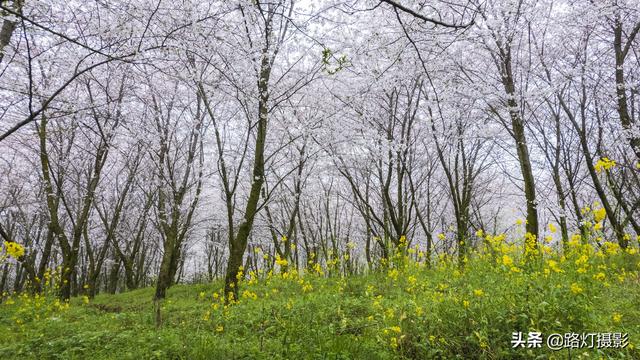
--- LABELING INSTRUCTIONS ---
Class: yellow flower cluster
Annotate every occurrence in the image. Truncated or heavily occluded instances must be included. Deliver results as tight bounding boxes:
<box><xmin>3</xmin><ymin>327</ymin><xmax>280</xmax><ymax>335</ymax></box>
<box><xmin>613</xmin><ymin>313</ymin><xmax>622</xmax><ymax>323</ymax></box>
<box><xmin>593</xmin><ymin>272</ymin><xmax>606</xmax><ymax>281</ymax></box>
<box><xmin>570</xmin><ymin>283</ymin><xmax>583</xmax><ymax>295</ymax></box>
<box><xmin>3</xmin><ymin>241</ymin><xmax>25</xmax><ymax>259</ymax></box>
<box><xmin>275</xmin><ymin>255</ymin><xmax>288</xmax><ymax>267</ymax></box>
<box><xmin>501</xmin><ymin>255</ymin><xmax>513</xmax><ymax>267</ymax></box>
<box><xmin>594</xmin><ymin>157</ymin><xmax>616</xmax><ymax>173</ymax></box>
<box><xmin>301</xmin><ymin>282</ymin><xmax>313</xmax><ymax>293</ymax></box>
<box><xmin>241</xmin><ymin>290</ymin><xmax>258</xmax><ymax>300</ymax></box>
<box><xmin>524</xmin><ymin>233</ymin><xmax>538</xmax><ymax>257</ymax></box>
<box><xmin>593</xmin><ymin>208</ymin><xmax>606</xmax><ymax>223</ymax></box>
<box><xmin>601</xmin><ymin>241</ymin><xmax>620</xmax><ymax>255</ymax></box>
<box><xmin>545</xmin><ymin>259</ymin><xmax>562</xmax><ymax>274</ymax></box>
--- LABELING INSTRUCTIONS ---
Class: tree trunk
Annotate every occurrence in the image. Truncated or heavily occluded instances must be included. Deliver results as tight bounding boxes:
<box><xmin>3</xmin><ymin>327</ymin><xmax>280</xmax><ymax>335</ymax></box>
<box><xmin>613</xmin><ymin>19</ymin><xmax>640</xmax><ymax>160</ymax></box>
<box><xmin>0</xmin><ymin>0</ymin><xmax>24</xmax><ymax>65</ymax></box>
<box><xmin>223</xmin><ymin>45</ymin><xmax>271</xmax><ymax>302</ymax></box>
<box><xmin>154</xmin><ymin>233</ymin><xmax>176</xmax><ymax>300</ymax></box>
<box><xmin>107</xmin><ymin>259</ymin><xmax>121</xmax><ymax>294</ymax></box>
<box><xmin>500</xmin><ymin>48</ymin><xmax>539</xmax><ymax>248</ymax></box>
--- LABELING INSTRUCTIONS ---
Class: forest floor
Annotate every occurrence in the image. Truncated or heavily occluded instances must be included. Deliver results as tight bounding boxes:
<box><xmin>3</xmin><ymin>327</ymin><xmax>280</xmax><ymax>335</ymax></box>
<box><xmin>1</xmin><ymin>238</ymin><xmax>640</xmax><ymax>359</ymax></box>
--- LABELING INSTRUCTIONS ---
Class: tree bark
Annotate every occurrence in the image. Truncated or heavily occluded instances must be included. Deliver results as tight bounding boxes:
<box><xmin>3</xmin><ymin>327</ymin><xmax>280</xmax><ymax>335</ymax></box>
<box><xmin>223</xmin><ymin>43</ymin><xmax>271</xmax><ymax>302</ymax></box>
<box><xmin>499</xmin><ymin>47</ymin><xmax>539</xmax><ymax>248</ymax></box>
<box><xmin>613</xmin><ymin>18</ymin><xmax>640</xmax><ymax>160</ymax></box>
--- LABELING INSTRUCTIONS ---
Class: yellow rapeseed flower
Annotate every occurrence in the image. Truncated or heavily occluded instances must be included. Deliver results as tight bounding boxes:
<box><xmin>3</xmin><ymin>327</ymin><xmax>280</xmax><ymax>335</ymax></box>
<box><xmin>241</xmin><ymin>290</ymin><xmax>257</xmax><ymax>300</ymax></box>
<box><xmin>613</xmin><ymin>313</ymin><xmax>622</xmax><ymax>323</ymax></box>
<box><xmin>387</xmin><ymin>269</ymin><xmax>399</xmax><ymax>281</ymax></box>
<box><xmin>275</xmin><ymin>255</ymin><xmax>288</xmax><ymax>267</ymax></box>
<box><xmin>603</xmin><ymin>242</ymin><xmax>620</xmax><ymax>255</ymax></box>
<box><xmin>3</xmin><ymin>241</ymin><xmax>25</xmax><ymax>259</ymax></box>
<box><xmin>593</xmin><ymin>208</ymin><xmax>606</xmax><ymax>223</ymax></box>
<box><xmin>546</xmin><ymin>259</ymin><xmax>562</xmax><ymax>273</ymax></box>
<box><xmin>575</xmin><ymin>254</ymin><xmax>589</xmax><ymax>267</ymax></box>
<box><xmin>502</xmin><ymin>254</ymin><xmax>514</xmax><ymax>267</ymax></box>
<box><xmin>570</xmin><ymin>283</ymin><xmax>583</xmax><ymax>295</ymax></box>
<box><xmin>594</xmin><ymin>157</ymin><xmax>616</xmax><ymax>173</ymax></box>
<box><xmin>569</xmin><ymin>234</ymin><xmax>581</xmax><ymax>247</ymax></box>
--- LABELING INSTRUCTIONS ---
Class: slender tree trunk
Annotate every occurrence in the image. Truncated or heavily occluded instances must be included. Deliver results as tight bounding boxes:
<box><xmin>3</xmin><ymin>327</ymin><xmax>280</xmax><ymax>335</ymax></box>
<box><xmin>500</xmin><ymin>52</ymin><xmax>539</xmax><ymax>246</ymax></box>
<box><xmin>0</xmin><ymin>263</ymin><xmax>9</xmax><ymax>294</ymax></box>
<box><xmin>107</xmin><ymin>259</ymin><xmax>121</xmax><ymax>294</ymax></box>
<box><xmin>559</xmin><ymin>97</ymin><xmax>627</xmax><ymax>247</ymax></box>
<box><xmin>613</xmin><ymin>19</ymin><xmax>640</xmax><ymax>160</ymax></box>
<box><xmin>223</xmin><ymin>46</ymin><xmax>271</xmax><ymax>302</ymax></box>
<box><xmin>154</xmin><ymin>231</ymin><xmax>177</xmax><ymax>300</ymax></box>
<box><xmin>0</xmin><ymin>0</ymin><xmax>24</xmax><ymax>65</ymax></box>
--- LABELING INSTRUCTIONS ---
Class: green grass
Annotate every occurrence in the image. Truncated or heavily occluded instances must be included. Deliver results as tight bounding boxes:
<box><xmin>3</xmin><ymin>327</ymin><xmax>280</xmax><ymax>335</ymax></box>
<box><xmin>1</xmin><ymin>241</ymin><xmax>640</xmax><ymax>359</ymax></box>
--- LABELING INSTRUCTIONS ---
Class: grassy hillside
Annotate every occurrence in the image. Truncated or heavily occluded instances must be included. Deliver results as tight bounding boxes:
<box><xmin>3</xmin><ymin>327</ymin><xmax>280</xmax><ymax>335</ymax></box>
<box><xmin>1</xmin><ymin>237</ymin><xmax>640</xmax><ymax>359</ymax></box>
